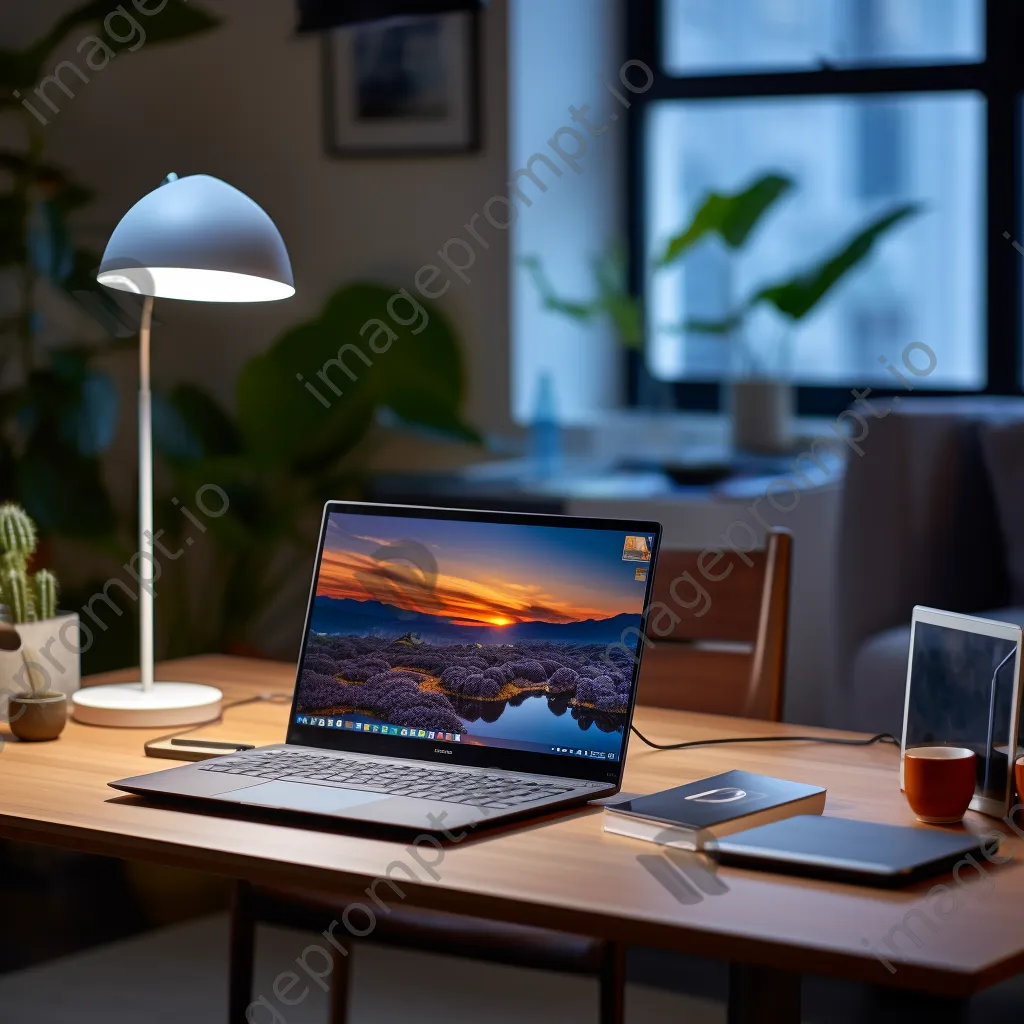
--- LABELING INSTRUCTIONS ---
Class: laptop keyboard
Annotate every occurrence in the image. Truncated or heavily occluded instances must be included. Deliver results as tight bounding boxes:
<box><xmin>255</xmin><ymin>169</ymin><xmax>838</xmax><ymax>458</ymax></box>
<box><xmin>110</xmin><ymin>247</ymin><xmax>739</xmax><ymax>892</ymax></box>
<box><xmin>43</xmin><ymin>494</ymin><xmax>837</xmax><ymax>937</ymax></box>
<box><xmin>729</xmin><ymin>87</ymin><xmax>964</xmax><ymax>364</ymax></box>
<box><xmin>198</xmin><ymin>751</ymin><xmax>575</xmax><ymax>809</ymax></box>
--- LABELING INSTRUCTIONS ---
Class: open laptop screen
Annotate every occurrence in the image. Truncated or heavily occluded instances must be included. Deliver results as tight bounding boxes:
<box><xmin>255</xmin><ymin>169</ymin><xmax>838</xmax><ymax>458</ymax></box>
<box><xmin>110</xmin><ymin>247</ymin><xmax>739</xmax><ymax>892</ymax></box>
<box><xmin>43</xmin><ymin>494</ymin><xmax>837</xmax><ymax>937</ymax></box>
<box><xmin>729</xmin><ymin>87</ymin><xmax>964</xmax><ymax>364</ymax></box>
<box><xmin>287</xmin><ymin>503</ymin><xmax>661</xmax><ymax>783</ymax></box>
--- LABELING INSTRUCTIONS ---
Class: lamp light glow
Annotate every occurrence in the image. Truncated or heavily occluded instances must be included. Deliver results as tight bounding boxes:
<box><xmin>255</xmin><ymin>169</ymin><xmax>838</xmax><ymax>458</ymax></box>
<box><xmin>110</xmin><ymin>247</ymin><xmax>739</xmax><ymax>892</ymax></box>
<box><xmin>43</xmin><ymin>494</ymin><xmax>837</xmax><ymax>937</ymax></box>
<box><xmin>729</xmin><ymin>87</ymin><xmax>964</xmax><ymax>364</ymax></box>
<box><xmin>97</xmin><ymin>267</ymin><xmax>295</xmax><ymax>302</ymax></box>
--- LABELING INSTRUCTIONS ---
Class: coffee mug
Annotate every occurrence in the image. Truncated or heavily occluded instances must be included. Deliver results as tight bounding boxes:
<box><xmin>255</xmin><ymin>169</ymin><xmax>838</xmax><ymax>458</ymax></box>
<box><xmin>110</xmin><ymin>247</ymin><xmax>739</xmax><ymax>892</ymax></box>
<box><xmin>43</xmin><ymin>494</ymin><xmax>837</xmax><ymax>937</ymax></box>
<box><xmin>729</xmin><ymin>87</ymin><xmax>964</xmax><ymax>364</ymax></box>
<box><xmin>1016</xmin><ymin>755</ymin><xmax>1024</xmax><ymax>804</ymax></box>
<box><xmin>904</xmin><ymin>746</ymin><xmax>976</xmax><ymax>824</ymax></box>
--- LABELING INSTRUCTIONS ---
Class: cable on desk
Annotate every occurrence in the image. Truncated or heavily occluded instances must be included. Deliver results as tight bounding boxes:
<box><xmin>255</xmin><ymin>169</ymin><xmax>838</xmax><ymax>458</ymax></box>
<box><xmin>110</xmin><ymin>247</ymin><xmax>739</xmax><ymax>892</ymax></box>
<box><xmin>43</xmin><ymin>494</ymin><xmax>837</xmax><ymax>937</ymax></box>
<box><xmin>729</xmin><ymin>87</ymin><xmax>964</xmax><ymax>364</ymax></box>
<box><xmin>148</xmin><ymin>692</ymin><xmax>293</xmax><ymax>748</ymax></box>
<box><xmin>629</xmin><ymin>725</ymin><xmax>900</xmax><ymax>752</ymax></box>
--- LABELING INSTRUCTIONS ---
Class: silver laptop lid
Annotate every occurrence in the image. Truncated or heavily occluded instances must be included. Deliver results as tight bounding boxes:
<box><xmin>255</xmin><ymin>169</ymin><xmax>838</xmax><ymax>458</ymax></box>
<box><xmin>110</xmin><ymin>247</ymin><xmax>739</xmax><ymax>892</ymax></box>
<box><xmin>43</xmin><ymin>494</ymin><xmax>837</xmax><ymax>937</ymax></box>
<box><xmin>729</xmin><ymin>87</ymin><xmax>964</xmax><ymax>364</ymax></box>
<box><xmin>285</xmin><ymin>502</ymin><xmax>662</xmax><ymax>786</ymax></box>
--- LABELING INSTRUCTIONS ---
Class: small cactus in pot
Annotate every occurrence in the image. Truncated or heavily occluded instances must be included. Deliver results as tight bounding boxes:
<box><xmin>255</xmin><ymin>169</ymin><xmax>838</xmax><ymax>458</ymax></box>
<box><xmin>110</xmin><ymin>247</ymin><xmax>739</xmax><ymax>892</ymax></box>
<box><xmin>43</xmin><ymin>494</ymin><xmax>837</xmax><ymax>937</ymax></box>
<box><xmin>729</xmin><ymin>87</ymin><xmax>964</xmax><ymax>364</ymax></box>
<box><xmin>0</xmin><ymin>503</ymin><xmax>60</xmax><ymax>624</ymax></box>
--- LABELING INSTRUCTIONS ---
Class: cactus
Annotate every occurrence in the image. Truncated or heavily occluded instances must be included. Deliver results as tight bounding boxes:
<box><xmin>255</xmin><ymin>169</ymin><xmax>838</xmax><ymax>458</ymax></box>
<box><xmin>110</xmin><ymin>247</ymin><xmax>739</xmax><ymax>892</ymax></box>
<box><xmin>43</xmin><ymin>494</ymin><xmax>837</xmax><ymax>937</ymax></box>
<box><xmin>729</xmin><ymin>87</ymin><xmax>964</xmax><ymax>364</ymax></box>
<box><xmin>0</xmin><ymin>503</ymin><xmax>37</xmax><ymax>561</ymax></box>
<box><xmin>2</xmin><ymin>567</ymin><xmax>35</xmax><ymax>624</ymax></box>
<box><xmin>0</xmin><ymin>504</ymin><xmax>59</xmax><ymax>624</ymax></box>
<box><xmin>33</xmin><ymin>569</ymin><xmax>58</xmax><ymax>622</ymax></box>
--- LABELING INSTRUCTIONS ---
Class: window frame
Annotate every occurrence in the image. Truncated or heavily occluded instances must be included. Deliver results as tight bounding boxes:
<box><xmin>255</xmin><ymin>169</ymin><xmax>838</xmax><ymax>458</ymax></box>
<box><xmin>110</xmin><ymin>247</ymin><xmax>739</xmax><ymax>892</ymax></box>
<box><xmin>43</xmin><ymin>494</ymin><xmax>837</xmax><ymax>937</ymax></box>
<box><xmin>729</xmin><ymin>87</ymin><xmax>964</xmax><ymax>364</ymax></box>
<box><xmin>625</xmin><ymin>0</ymin><xmax>1024</xmax><ymax>415</ymax></box>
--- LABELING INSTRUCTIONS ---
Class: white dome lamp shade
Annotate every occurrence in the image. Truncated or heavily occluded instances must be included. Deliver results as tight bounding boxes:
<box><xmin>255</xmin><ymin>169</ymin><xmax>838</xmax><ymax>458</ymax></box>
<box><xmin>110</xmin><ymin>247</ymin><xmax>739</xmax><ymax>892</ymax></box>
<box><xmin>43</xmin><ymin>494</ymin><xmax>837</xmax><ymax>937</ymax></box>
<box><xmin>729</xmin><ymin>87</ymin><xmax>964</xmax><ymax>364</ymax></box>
<box><xmin>96</xmin><ymin>173</ymin><xmax>294</xmax><ymax>302</ymax></box>
<box><xmin>73</xmin><ymin>174</ymin><xmax>294</xmax><ymax>728</ymax></box>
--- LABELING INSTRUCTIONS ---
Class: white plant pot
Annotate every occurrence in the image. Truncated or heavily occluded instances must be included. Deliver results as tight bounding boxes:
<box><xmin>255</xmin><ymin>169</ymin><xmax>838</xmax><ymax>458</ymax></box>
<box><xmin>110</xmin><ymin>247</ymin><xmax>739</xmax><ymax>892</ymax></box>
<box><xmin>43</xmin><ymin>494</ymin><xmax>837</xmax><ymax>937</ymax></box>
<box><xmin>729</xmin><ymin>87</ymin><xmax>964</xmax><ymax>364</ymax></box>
<box><xmin>729</xmin><ymin>378</ymin><xmax>794</xmax><ymax>454</ymax></box>
<box><xmin>0</xmin><ymin>613</ymin><xmax>82</xmax><ymax>701</ymax></box>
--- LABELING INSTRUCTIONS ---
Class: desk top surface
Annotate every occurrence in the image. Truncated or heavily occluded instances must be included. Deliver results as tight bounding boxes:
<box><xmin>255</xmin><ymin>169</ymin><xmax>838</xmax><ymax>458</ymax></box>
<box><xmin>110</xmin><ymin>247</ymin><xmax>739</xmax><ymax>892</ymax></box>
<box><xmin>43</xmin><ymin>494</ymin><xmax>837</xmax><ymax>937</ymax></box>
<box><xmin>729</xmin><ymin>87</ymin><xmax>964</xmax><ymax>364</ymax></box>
<box><xmin>1</xmin><ymin>655</ymin><xmax>1021</xmax><ymax>996</ymax></box>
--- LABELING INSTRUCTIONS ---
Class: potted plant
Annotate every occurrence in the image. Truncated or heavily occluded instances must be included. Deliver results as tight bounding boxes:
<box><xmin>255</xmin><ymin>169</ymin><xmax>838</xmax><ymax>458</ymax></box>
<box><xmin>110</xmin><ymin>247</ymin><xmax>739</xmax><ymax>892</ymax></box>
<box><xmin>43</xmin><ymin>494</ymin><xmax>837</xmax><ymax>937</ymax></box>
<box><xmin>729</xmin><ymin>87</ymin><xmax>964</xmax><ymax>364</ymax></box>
<box><xmin>0</xmin><ymin>503</ymin><xmax>80</xmax><ymax>703</ymax></box>
<box><xmin>523</xmin><ymin>175</ymin><xmax>920</xmax><ymax>455</ymax></box>
<box><xmin>656</xmin><ymin>173</ymin><xmax>921</xmax><ymax>452</ymax></box>
<box><xmin>1</xmin><ymin>619</ymin><xmax>67</xmax><ymax>741</ymax></box>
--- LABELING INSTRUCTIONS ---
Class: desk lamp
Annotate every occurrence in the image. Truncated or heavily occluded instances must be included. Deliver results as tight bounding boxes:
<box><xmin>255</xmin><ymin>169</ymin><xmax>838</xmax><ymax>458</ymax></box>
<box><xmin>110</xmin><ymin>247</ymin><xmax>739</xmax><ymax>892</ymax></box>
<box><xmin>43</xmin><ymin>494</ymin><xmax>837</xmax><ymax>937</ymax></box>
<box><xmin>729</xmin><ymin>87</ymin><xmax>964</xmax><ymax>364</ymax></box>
<box><xmin>71</xmin><ymin>174</ymin><xmax>294</xmax><ymax>727</ymax></box>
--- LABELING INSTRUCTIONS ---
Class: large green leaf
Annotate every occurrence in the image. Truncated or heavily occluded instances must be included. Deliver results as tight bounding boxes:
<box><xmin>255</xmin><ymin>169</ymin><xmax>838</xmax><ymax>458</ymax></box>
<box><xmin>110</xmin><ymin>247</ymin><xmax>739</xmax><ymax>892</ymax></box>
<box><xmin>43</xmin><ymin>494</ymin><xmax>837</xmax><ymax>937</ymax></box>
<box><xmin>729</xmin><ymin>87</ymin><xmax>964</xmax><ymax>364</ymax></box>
<box><xmin>0</xmin><ymin>192</ymin><xmax>27</xmax><ymax>266</ymax></box>
<box><xmin>520</xmin><ymin>255</ymin><xmax>596</xmax><ymax>322</ymax></box>
<box><xmin>753</xmin><ymin>203</ymin><xmax>922</xmax><ymax>321</ymax></box>
<box><xmin>17</xmin><ymin>433</ymin><xmax>115</xmax><ymax>538</ymax></box>
<box><xmin>591</xmin><ymin>246</ymin><xmax>642</xmax><ymax>349</ymax></box>
<box><xmin>236</xmin><ymin>282</ymin><xmax>477</xmax><ymax>469</ymax></box>
<box><xmin>657</xmin><ymin>173</ymin><xmax>794</xmax><ymax>267</ymax></box>
<box><xmin>236</xmin><ymin>319</ymin><xmax>378</xmax><ymax>469</ymax></box>
<box><xmin>521</xmin><ymin>250</ymin><xmax>643</xmax><ymax>349</ymax></box>
<box><xmin>19</xmin><ymin>353</ymin><xmax>118</xmax><ymax>457</ymax></box>
<box><xmin>0</xmin><ymin>0</ymin><xmax>220</xmax><ymax>98</ymax></box>
<box><xmin>28</xmin><ymin>198</ymin><xmax>74</xmax><ymax>281</ymax></box>
<box><xmin>679</xmin><ymin>313</ymin><xmax>745</xmax><ymax>337</ymax></box>
<box><xmin>62</xmin><ymin>247</ymin><xmax>139</xmax><ymax>337</ymax></box>
<box><xmin>152</xmin><ymin>383</ymin><xmax>241</xmax><ymax>466</ymax></box>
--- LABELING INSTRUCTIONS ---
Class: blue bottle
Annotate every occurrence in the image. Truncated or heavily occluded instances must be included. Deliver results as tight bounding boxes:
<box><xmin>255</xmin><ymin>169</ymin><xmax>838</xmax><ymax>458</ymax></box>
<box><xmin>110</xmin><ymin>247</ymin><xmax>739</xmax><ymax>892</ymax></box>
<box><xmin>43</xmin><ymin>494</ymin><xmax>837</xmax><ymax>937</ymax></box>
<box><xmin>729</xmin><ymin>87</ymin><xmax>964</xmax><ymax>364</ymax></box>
<box><xmin>529</xmin><ymin>371</ymin><xmax>562</xmax><ymax>479</ymax></box>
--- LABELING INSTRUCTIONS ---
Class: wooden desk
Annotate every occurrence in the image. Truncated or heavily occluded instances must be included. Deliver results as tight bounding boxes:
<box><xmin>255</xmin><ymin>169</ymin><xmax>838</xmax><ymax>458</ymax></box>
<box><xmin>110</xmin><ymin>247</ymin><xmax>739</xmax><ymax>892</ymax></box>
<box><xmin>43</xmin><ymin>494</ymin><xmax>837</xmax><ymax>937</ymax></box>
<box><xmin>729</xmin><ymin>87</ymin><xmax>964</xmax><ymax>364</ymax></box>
<box><xmin>1</xmin><ymin>655</ymin><xmax>1021</xmax><ymax>1022</ymax></box>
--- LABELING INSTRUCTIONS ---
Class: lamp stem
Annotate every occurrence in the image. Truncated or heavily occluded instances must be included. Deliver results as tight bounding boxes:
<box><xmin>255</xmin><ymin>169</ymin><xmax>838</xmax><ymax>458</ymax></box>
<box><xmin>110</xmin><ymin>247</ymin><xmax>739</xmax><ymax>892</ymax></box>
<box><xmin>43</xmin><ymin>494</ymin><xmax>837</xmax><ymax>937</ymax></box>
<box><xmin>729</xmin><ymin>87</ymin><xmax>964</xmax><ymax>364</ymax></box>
<box><xmin>139</xmin><ymin>295</ymin><xmax>155</xmax><ymax>692</ymax></box>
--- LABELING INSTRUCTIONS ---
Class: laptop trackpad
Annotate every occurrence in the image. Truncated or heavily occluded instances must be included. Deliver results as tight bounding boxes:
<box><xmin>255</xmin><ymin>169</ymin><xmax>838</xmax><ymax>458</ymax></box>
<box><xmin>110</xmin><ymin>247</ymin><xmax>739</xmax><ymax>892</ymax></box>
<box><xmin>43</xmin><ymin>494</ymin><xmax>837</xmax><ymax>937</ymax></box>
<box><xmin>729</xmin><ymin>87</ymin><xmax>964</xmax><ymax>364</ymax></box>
<box><xmin>226</xmin><ymin>781</ymin><xmax>386</xmax><ymax>815</ymax></box>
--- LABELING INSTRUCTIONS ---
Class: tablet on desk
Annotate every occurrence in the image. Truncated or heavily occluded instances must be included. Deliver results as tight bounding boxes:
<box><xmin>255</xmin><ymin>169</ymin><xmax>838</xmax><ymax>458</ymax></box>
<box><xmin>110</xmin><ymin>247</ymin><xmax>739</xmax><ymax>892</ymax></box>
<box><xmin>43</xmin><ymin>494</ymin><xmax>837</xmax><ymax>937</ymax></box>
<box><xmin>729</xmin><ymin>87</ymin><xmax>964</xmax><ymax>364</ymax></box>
<box><xmin>706</xmin><ymin>815</ymin><xmax>988</xmax><ymax>888</ymax></box>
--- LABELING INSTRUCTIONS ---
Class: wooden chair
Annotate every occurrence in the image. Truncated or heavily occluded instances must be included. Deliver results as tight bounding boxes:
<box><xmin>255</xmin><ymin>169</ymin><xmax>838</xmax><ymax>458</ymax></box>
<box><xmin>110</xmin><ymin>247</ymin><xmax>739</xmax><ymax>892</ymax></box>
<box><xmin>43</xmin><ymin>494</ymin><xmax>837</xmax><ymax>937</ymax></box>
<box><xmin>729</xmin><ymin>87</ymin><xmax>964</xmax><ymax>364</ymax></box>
<box><xmin>227</xmin><ymin>529</ymin><xmax>792</xmax><ymax>1022</ymax></box>
<box><xmin>229</xmin><ymin>882</ymin><xmax>625</xmax><ymax>1024</ymax></box>
<box><xmin>637</xmin><ymin>528</ymin><xmax>793</xmax><ymax>721</ymax></box>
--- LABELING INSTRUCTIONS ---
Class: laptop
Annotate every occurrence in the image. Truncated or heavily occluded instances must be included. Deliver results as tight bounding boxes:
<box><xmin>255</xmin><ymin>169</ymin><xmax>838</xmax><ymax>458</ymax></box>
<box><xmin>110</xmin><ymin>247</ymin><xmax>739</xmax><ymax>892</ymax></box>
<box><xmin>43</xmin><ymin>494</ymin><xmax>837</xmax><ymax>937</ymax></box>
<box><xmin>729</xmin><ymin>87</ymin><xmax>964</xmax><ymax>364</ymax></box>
<box><xmin>111</xmin><ymin>502</ymin><xmax>662</xmax><ymax>834</ymax></box>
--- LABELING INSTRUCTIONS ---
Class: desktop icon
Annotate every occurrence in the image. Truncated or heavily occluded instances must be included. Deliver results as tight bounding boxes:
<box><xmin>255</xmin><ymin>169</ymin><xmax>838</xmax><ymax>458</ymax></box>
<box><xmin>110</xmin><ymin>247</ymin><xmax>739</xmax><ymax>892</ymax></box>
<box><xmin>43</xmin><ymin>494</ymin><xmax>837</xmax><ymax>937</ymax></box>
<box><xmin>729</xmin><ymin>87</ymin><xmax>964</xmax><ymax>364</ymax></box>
<box><xmin>318</xmin><ymin>718</ymin><xmax>326</xmax><ymax>727</ymax></box>
<box><xmin>622</xmin><ymin>534</ymin><xmax>652</xmax><ymax>562</ymax></box>
<box><xmin>344</xmin><ymin>721</ymin><xmax>352</xmax><ymax>729</ymax></box>
<box><xmin>400</xmin><ymin>728</ymin><xmax>408</xmax><ymax>736</ymax></box>
<box><xmin>453</xmin><ymin>733</ymin><xmax>460</xmax><ymax>742</ymax></box>
<box><xmin>634</xmin><ymin>566</ymin><xmax>648</xmax><ymax>582</ymax></box>
<box><xmin>372</xmin><ymin>725</ymin><xmax>380</xmax><ymax>733</ymax></box>
<box><xmin>418</xmin><ymin>729</ymin><xmax>426</xmax><ymax>738</ymax></box>
<box><xmin>428</xmin><ymin>731</ymin><xmax>435</xmax><ymax>739</ymax></box>
<box><xmin>327</xmin><ymin>718</ymin><xmax>334</xmax><ymax>727</ymax></box>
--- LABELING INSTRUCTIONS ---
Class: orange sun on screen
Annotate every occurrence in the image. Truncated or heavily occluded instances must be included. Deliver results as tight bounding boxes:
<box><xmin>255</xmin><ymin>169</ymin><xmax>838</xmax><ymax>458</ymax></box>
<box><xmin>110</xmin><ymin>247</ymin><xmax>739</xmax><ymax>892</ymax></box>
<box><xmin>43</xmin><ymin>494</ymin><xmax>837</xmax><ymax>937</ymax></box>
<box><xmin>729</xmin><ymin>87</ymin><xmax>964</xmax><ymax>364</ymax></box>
<box><xmin>488</xmin><ymin>616</ymin><xmax>513</xmax><ymax>626</ymax></box>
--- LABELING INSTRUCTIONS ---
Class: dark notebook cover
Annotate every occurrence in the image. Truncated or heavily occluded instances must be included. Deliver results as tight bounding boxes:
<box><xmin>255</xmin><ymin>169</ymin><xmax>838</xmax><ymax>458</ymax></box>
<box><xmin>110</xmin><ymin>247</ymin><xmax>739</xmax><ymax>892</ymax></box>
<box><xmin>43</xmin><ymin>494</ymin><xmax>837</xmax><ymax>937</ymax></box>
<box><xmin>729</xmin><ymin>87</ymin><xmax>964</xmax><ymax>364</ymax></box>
<box><xmin>707</xmin><ymin>815</ymin><xmax>989</xmax><ymax>887</ymax></box>
<box><xmin>607</xmin><ymin>770</ymin><xmax>826</xmax><ymax>829</ymax></box>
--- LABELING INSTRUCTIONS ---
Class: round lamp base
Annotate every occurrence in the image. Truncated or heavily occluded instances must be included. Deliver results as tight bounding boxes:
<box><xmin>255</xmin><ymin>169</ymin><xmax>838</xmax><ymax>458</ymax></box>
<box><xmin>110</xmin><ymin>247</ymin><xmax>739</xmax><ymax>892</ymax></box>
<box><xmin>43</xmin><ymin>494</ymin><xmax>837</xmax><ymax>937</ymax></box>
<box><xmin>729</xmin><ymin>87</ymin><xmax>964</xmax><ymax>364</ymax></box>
<box><xmin>71</xmin><ymin>682</ymin><xmax>223</xmax><ymax>728</ymax></box>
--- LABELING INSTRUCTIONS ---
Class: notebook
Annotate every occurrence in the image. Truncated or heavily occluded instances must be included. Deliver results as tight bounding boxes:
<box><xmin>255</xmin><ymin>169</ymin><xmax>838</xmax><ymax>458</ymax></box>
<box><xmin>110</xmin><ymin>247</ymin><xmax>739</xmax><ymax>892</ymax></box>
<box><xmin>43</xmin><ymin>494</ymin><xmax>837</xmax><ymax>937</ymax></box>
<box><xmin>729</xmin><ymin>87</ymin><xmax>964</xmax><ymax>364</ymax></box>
<box><xmin>603</xmin><ymin>770</ymin><xmax>826</xmax><ymax>850</ymax></box>
<box><xmin>706</xmin><ymin>815</ymin><xmax>989</xmax><ymax>887</ymax></box>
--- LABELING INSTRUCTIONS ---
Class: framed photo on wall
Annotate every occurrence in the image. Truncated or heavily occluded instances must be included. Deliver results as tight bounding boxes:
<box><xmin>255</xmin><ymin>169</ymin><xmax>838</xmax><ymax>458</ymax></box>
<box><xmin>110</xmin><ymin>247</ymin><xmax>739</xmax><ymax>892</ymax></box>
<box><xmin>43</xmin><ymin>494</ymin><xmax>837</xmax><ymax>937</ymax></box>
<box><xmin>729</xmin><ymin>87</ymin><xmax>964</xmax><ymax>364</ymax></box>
<box><xmin>323</xmin><ymin>11</ymin><xmax>480</xmax><ymax>157</ymax></box>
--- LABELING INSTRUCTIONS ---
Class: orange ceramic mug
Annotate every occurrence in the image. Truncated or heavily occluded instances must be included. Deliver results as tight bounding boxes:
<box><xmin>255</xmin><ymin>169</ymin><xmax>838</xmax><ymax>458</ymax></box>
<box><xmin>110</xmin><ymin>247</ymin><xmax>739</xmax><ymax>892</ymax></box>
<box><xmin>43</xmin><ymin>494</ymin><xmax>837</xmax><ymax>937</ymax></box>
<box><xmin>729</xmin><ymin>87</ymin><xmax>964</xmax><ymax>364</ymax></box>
<box><xmin>1016</xmin><ymin>755</ymin><xmax>1024</xmax><ymax>804</ymax></box>
<box><xmin>904</xmin><ymin>746</ymin><xmax>976</xmax><ymax>824</ymax></box>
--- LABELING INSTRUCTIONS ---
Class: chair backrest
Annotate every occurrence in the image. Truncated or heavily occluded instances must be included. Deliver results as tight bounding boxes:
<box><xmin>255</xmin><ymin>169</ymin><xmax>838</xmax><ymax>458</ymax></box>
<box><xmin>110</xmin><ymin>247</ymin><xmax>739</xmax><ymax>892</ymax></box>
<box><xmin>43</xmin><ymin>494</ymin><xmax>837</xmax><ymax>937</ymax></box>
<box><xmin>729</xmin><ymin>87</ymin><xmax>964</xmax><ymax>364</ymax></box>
<box><xmin>636</xmin><ymin>529</ymin><xmax>792</xmax><ymax>721</ymax></box>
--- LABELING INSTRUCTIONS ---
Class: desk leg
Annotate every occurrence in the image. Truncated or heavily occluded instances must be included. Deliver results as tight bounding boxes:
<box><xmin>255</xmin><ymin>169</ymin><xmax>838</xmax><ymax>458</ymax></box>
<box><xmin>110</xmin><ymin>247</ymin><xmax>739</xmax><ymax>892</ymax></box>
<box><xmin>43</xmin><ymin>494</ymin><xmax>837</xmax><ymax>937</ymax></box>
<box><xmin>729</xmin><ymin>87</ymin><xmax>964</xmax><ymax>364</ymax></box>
<box><xmin>871</xmin><ymin>988</ymin><xmax>969</xmax><ymax>1023</ymax></box>
<box><xmin>727</xmin><ymin>963</ymin><xmax>801</xmax><ymax>1024</ymax></box>
<box><xmin>228</xmin><ymin>881</ymin><xmax>255</xmax><ymax>1024</ymax></box>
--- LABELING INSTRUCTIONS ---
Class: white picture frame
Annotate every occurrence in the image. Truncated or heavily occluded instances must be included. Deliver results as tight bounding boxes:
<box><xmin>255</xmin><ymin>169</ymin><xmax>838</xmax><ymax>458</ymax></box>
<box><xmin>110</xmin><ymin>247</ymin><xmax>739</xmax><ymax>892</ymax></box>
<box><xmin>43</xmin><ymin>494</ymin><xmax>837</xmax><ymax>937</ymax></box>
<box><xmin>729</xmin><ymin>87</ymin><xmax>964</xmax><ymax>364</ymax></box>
<box><xmin>900</xmin><ymin>606</ymin><xmax>1023</xmax><ymax>818</ymax></box>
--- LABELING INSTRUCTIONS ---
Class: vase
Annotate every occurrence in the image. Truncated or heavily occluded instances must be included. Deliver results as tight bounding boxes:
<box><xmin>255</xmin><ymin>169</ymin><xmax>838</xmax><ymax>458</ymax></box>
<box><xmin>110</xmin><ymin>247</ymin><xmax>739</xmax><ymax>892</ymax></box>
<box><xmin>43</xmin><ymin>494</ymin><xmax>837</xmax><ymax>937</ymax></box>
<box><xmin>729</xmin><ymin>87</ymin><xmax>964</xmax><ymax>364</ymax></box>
<box><xmin>8</xmin><ymin>691</ymin><xmax>68</xmax><ymax>741</ymax></box>
<box><xmin>728</xmin><ymin>378</ymin><xmax>794</xmax><ymax>454</ymax></box>
<box><xmin>0</xmin><ymin>613</ymin><xmax>82</xmax><ymax>702</ymax></box>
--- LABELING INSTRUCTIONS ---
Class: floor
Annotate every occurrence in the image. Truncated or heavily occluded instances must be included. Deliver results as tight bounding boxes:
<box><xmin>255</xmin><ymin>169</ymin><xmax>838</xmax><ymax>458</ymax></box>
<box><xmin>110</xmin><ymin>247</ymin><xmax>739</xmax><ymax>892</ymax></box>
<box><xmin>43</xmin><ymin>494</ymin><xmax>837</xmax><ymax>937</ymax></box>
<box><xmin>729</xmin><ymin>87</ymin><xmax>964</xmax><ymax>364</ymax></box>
<box><xmin>0</xmin><ymin>914</ymin><xmax>721</xmax><ymax>1024</ymax></box>
<box><xmin>2</xmin><ymin>911</ymin><xmax>1023</xmax><ymax>1024</ymax></box>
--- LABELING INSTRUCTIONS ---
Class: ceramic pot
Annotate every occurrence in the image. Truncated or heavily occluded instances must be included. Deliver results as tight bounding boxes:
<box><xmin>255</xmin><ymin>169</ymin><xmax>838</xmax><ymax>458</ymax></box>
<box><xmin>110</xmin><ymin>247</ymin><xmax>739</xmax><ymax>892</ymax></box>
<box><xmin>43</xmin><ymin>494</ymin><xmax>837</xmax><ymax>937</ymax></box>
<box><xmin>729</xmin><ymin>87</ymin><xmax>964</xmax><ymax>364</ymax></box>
<box><xmin>0</xmin><ymin>613</ymin><xmax>82</xmax><ymax>700</ymax></box>
<box><xmin>729</xmin><ymin>379</ymin><xmax>793</xmax><ymax>454</ymax></box>
<box><xmin>8</xmin><ymin>691</ymin><xmax>67</xmax><ymax>741</ymax></box>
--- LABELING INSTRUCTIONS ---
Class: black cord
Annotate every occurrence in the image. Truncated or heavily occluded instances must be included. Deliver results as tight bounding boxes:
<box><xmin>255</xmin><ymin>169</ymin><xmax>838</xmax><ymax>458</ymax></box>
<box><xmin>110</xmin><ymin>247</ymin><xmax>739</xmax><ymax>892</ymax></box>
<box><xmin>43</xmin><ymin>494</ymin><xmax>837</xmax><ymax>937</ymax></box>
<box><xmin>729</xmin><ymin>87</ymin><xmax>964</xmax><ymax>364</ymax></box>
<box><xmin>629</xmin><ymin>724</ymin><xmax>900</xmax><ymax>752</ymax></box>
<box><xmin>147</xmin><ymin>692</ymin><xmax>293</xmax><ymax>748</ymax></box>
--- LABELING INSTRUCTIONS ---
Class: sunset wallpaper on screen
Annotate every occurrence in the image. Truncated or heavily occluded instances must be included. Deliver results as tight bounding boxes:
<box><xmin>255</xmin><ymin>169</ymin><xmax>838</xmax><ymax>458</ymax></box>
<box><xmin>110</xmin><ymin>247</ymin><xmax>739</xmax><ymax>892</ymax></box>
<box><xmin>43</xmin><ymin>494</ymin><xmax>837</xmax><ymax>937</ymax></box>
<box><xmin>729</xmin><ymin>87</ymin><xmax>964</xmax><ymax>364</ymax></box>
<box><xmin>295</xmin><ymin>513</ymin><xmax>653</xmax><ymax>757</ymax></box>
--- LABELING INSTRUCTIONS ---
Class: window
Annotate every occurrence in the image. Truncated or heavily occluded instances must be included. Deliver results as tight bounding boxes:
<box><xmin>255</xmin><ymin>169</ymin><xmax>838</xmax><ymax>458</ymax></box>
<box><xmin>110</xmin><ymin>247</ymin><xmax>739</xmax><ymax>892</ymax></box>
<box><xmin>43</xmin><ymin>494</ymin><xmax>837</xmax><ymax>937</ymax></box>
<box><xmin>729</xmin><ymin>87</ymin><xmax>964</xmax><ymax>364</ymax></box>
<box><xmin>627</xmin><ymin>0</ymin><xmax>1023</xmax><ymax>413</ymax></box>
